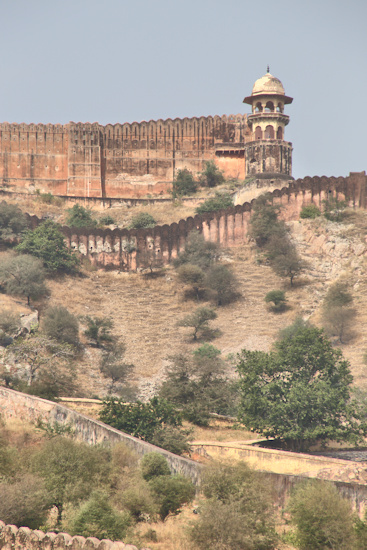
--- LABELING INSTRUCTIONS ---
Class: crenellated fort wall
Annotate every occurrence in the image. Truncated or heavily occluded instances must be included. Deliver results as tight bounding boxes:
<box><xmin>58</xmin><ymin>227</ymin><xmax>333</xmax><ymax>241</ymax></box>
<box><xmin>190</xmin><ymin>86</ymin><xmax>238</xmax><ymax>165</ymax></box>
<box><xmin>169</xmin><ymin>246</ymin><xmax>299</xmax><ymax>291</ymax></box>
<box><xmin>22</xmin><ymin>171</ymin><xmax>367</xmax><ymax>271</ymax></box>
<box><xmin>0</xmin><ymin>521</ymin><xmax>148</xmax><ymax>550</ymax></box>
<box><xmin>0</xmin><ymin>115</ymin><xmax>251</xmax><ymax>198</ymax></box>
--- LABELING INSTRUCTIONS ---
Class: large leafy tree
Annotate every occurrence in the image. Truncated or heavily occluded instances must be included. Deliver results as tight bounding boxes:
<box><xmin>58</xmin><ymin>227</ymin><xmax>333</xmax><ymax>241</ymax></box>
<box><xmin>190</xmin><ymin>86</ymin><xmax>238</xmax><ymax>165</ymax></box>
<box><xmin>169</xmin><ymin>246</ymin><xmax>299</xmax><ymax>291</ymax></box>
<box><xmin>0</xmin><ymin>202</ymin><xmax>29</xmax><ymax>245</ymax></box>
<box><xmin>16</xmin><ymin>220</ymin><xmax>79</xmax><ymax>273</ymax></box>
<box><xmin>236</xmin><ymin>323</ymin><xmax>366</xmax><ymax>451</ymax></box>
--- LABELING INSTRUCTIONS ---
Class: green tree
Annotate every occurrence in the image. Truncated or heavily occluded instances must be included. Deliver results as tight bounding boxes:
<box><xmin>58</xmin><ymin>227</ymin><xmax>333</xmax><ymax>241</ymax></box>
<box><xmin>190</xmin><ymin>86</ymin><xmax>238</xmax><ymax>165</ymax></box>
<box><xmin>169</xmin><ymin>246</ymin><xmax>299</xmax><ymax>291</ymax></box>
<box><xmin>16</xmin><ymin>220</ymin><xmax>79</xmax><ymax>273</ymax></box>
<box><xmin>174</xmin><ymin>230</ymin><xmax>219</xmax><ymax>270</ymax></box>
<box><xmin>159</xmin><ymin>347</ymin><xmax>237</xmax><ymax>425</ymax></box>
<box><xmin>237</xmin><ymin>322</ymin><xmax>365</xmax><ymax>451</ymax></box>
<box><xmin>99</xmin><ymin>343</ymin><xmax>134</xmax><ymax>394</ymax></box>
<box><xmin>248</xmin><ymin>193</ymin><xmax>286</xmax><ymax>247</ymax></box>
<box><xmin>205</xmin><ymin>264</ymin><xmax>239</xmax><ymax>305</ymax></box>
<box><xmin>265</xmin><ymin>289</ymin><xmax>287</xmax><ymax>311</ymax></box>
<box><xmin>42</xmin><ymin>306</ymin><xmax>80</xmax><ymax>347</ymax></box>
<box><xmin>199</xmin><ymin>161</ymin><xmax>225</xmax><ymax>188</ymax></box>
<box><xmin>288</xmin><ymin>480</ymin><xmax>357</xmax><ymax>549</ymax></box>
<box><xmin>266</xmin><ymin>234</ymin><xmax>305</xmax><ymax>286</ymax></box>
<box><xmin>191</xmin><ymin>462</ymin><xmax>277</xmax><ymax>550</ymax></box>
<box><xmin>84</xmin><ymin>315</ymin><xmax>114</xmax><ymax>348</ymax></box>
<box><xmin>129</xmin><ymin>212</ymin><xmax>156</xmax><ymax>229</ymax></box>
<box><xmin>173</xmin><ymin>168</ymin><xmax>198</xmax><ymax>196</ymax></box>
<box><xmin>322</xmin><ymin>282</ymin><xmax>355</xmax><ymax>344</ymax></box>
<box><xmin>177</xmin><ymin>306</ymin><xmax>217</xmax><ymax>341</ymax></box>
<box><xmin>148</xmin><ymin>474</ymin><xmax>195</xmax><ymax>520</ymax></box>
<box><xmin>99</xmin><ymin>397</ymin><xmax>189</xmax><ymax>454</ymax></box>
<box><xmin>66</xmin><ymin>204</ymin><xmax>97</xmax><ymax>228</ymax></box>
<box><xmin>31</xmin><ymin>437</ymin><xmax>110</xmax><ymax>523</ymax></box>
<box><xmin>0</xmin><ymin>254</ymin><xmax>48</xmax><ymax>305</ymax></box>
<box><xmin>195</xmin><ymin>192</ymin><xmax>233</xmax><ymax>214</ymax></box>
<box><xmin>0</xmin><ymin>201</ymin><xmax>29</xmax><ymax>245</ymax></box>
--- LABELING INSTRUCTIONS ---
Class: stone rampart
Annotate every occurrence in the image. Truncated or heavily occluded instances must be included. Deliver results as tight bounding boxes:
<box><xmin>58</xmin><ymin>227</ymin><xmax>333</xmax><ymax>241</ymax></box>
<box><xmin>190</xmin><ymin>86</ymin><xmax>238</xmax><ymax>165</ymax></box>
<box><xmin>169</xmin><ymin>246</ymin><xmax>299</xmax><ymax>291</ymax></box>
<box><xmin>0</xmin><ymin>388</ymin><xmax>202</xmax><ymax>485</ymax></box>
<box><xmin>0</xmin><ymin>114</ymin><xmax>250</xmax><ymax>198</ymax></box>
<box><xmin>0</xmin><ymin>521</ymin><xmax>147</xmax><ymax>550</ymax></box>
<box><xmin>21</xmin><ymin>172</ymin><xmax>367</xmax><ymax>271</ymax></box>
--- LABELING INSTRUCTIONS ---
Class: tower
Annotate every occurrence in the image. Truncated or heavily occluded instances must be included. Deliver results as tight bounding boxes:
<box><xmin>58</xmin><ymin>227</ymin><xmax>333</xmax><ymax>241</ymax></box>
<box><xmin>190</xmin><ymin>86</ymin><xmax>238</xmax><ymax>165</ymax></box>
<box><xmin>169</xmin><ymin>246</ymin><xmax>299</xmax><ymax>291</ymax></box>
<box><xmin>243</xmin><ymin>69</ymin><xmax>293</xmax><ymax>185</ymax></box>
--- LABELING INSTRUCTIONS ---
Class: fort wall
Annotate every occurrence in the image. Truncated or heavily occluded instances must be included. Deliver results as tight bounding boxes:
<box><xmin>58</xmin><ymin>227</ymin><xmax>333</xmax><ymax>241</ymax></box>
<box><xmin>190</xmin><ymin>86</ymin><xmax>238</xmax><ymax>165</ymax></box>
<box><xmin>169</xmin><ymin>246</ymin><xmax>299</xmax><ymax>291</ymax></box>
<box><xmin>0</xmin><ymin>521</ymin><xmax>147</xmax><ymax>550</ymax></box>
<box><xmin>23</xmin><ymin>172</ymin><xmax>367</xmax><ymax>271</ymax></box>
<box><xmin>0</xmin><ymin>115</ymin><xmax>250</xmax><ymax>198</ymax></box>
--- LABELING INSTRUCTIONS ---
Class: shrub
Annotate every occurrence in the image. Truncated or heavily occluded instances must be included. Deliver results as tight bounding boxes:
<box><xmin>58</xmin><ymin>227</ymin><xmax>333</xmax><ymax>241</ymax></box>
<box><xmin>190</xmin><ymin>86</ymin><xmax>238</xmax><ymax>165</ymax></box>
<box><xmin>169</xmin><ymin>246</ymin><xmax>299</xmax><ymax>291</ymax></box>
<box><xmin>84</xmin><ymin>316</ymin><xmax>114</xmax><ymax>348</ymax></box>
<box><xmin>323</xmin><ymin>196</ymin><xmax>347</xmax><ymax>222</ymax></box>
<box><xmin>191</xmin><ymin>462</ymin><xmax>277</xmax><ymax>550</ymax></box>
<box><xmin>129</xmin><ymin>212</ymin><xmax>156</xmax><ymax>229</ymax></box>
<box><xmin>99</xmin><ymin>214</ymin><xmax>115</xmax><ymax>225</ymax></box>
<box><xmin>173</xmin><ymin>168</ymin><xmax>197</xmax><ymax>196</ymax></box>
<box><xmin>0</xmin><ymin>474</ymin><xmax>51</xmax><ymax>529</ymax></box>
<box><xmin>140</xmin><ymin>452</ymin><xmax>171</xmax><ymax>481</ymax></box>
<box><xmin>265</xmin><ymin>290</ymin><xmax>287</xmax><ymax>312</ymax></box>
<box><xmin>205</xmin><ymin>264</ymin><xmax>239</xmax><ymax>305</ymax></box>
<box><xmin>66</xmin><ymin>491</ymin><xmax>131</xmax><ymax>540</ymax></box>
<box><xmin>195</xmin><ymin>192</ymin><xmax>233</xmax><ymax>214</ymax></box>
<box><xmin>199</xmin><ymin>161</ymin><xmax>225</xmax><ymax>188</ymax></box>
<box><xmin>66</xmin><ymin>204</ymin><xmax>97</xmax><ymax>228</ymax></box>
<box><xmin>177</xmin><ymin>263</ymin><xmax>205</xmax><ymax>301</ymax></box>
<box><xmin>300</xmin><ymin>203</ymin><xmax>321</xmax><ymax>219</ymax></box>
<box><xmin>174</xmin><ymin>230</ymin><xmax>219</xmax><ymax>270</ymax></box>
<box><xmin>288</xmin><ymin>480</ymin><xmax>357</xmax><ymax>549</ymax></box>
<box><xmin>42</xmin><ymin>306</ymin><xmax>79</xmax><ymax>347</ymax></box>
<box><xmin>177</xmin><ymin>307</ymin><xmax>217</xmax><ymax>341</ymax></box>
<box><xmin>322</xmin><ymin>281</ymin><xmax>355</xmax><ymax>344</ymax></box>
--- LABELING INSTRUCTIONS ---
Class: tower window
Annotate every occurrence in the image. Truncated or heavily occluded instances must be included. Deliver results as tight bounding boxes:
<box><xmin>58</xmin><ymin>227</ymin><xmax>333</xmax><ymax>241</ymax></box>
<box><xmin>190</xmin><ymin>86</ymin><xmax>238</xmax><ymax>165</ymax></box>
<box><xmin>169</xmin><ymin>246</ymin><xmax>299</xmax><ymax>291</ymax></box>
<box><xmin>265</xmin><ymin>101</ymin><xmax>274</xmax><ymax>112</ymax></box>
<box><xmin>255</xmin><ymin>102</ymin><xmax>263</xmax><ymax>113</ymax></box>
<box><xmin>255</xmin><ymin>126</ymin><xmax>263</xmax><ymax>140</ymax></box>
<box><xmin>277</xmin><ymin>127</ymin><xmax>283</xmax><ymax>139</ymax></box>
<box><xmin>265</xmin><ymin>125</ymin><xmax>274</xmax><ymax>139</ymax></box>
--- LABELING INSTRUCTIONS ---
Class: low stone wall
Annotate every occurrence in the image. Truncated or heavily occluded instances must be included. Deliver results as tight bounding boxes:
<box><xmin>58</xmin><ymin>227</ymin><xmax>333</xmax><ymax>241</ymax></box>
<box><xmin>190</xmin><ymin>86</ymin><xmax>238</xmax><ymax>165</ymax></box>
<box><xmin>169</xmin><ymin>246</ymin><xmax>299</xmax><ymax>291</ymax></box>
<box><xmin>0</xmin><ymin>521</ymin><xmax>148</xmax><ymax>550</ymax></box>
<box><xmin>191</xmin><ymin>441</ymin><xmax>362</xmax><ymax>476</ymax></box>
<box><xmin>0</xmin><ymin>388</ymin><xmax>202</xmax><ymax>485</ymax></box>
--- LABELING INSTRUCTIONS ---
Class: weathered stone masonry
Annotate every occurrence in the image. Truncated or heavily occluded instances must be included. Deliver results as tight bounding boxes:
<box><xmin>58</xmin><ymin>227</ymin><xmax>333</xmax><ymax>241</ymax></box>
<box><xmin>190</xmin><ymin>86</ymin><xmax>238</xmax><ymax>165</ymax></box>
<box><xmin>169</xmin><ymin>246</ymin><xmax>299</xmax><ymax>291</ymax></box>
<box><xmin>23</xmin><ymin>171</ymin><xmax>367</xmax><ymax>271</ymax></box>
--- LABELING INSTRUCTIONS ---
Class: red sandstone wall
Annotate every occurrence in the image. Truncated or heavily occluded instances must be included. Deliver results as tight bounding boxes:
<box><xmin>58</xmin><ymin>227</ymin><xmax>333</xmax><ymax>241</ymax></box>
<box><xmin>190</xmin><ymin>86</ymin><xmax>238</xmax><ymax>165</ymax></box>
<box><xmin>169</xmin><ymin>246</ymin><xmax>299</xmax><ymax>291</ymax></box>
<box><xmin>0</xmin><ymin>115</ymin><xmax>250</xmax><ymax>198</ymax></box>
<box><xmin>0</xmin><ymin>123</ymin><xmax>69</xmax><ymax>195</ymax></box>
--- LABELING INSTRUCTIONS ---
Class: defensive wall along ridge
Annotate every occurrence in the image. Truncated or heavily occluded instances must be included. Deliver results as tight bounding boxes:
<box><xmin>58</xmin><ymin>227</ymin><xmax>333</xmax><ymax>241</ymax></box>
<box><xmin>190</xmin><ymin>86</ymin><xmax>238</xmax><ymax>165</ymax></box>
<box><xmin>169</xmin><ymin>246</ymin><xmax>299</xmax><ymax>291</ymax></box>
<box><xmin>23</xmin><ymin>172</ymin><xmax>367</xmax><ymax>271</ymax></box>
<box><xmin>1</xmin><ymin>388</ymin><xmax>367</xmax><ymax>518</ymax></box>
<box><xmin>0</xmin><ymin>521</ymin><xmax>147</xmax><ymax>550</ymax></box>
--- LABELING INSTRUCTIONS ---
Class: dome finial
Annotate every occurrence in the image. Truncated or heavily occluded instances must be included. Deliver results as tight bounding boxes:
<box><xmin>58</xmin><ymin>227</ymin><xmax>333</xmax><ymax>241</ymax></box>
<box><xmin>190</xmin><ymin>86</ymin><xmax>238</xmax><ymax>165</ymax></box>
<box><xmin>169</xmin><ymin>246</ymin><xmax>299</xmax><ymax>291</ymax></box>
<box><xmin>267</xmin><ymin>65</ymin><xmax>270</xmax><ymax>73</ymax></box>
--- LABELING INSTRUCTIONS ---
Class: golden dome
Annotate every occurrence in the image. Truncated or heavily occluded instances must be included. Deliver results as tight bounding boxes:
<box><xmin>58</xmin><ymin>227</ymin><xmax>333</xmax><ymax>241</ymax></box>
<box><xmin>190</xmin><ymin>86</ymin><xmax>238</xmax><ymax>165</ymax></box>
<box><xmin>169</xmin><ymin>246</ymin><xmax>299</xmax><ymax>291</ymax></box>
<box><xmin>252</xmin><ymin>72</ymin><xmax>285</xmax><ymax>96</ymax></box>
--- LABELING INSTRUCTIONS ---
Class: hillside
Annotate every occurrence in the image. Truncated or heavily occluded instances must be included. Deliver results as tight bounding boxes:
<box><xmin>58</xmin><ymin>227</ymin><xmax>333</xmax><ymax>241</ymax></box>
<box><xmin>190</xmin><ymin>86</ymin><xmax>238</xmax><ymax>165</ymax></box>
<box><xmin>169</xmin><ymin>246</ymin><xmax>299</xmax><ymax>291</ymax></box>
<box><xmin>1</xmin><ymin>197</ymin><xmax>367</xmax><ymax>399</ymax></box>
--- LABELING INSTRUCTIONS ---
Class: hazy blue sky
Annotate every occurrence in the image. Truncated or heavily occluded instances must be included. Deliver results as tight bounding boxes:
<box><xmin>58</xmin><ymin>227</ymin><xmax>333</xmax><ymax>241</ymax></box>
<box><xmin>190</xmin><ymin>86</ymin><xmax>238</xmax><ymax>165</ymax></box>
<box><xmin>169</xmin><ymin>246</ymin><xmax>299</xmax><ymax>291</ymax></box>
<box><xmin>1</xmin><ymin>0</ymin><xmax>366</xmax><ymax>179</ymax></box>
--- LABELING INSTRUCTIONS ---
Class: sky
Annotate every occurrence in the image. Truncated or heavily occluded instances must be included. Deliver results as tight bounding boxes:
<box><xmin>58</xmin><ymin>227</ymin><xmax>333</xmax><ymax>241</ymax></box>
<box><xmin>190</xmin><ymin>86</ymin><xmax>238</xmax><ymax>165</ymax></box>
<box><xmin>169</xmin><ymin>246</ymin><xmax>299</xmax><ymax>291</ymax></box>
<box><xmin>0</xmin><ymin>0</ymin><xmax>366</xmax><ymax>179</ymax></box>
